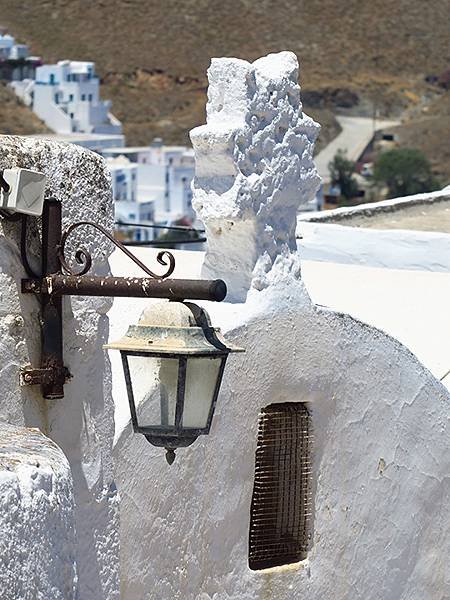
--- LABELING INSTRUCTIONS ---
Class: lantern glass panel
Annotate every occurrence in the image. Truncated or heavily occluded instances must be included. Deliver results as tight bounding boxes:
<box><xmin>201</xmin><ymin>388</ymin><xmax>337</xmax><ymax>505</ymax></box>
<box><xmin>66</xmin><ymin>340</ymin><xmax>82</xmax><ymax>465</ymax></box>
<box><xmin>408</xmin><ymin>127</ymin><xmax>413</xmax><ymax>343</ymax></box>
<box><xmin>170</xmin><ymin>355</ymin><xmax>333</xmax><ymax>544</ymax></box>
<box><xmin>182</xmin><ymin>356</ymin><xmax>223</xmax><ymax>429</ymax></box>
<box><xmin>127</xmin><ymin>355</ymin><xmax>179</xmax><ymax>428</ymax></box>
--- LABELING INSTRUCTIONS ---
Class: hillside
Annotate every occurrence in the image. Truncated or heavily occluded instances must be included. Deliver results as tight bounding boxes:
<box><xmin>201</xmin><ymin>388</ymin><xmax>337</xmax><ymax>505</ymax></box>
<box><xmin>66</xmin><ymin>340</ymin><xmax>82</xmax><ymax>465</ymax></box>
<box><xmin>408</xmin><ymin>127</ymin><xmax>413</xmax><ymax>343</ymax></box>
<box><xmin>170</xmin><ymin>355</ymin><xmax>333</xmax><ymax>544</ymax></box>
<box><xmin>0</xmin><ymin>0</ymin><xmax>449</xmax><ymax>148</ymax></box>
<box><xmin>0</xmin><ymin>83</ymin><xmax>48</xmax><ymax>136</ymax></box>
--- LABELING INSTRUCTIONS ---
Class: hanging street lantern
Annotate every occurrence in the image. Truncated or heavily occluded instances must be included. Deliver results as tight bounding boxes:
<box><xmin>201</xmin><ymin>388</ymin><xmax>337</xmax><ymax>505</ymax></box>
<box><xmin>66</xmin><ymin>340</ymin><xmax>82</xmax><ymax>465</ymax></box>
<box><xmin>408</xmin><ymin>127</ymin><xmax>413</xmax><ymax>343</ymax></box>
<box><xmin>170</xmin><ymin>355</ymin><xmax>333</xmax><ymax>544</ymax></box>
<box><xmin>7</xmin><ymin>188</ymin><xmax>244</xmax><ymax>462</ymax></box>
<box><xmin>105</xmin><ymin>301</ymin><xmax>244</xmax><ymax>464</ymax></box>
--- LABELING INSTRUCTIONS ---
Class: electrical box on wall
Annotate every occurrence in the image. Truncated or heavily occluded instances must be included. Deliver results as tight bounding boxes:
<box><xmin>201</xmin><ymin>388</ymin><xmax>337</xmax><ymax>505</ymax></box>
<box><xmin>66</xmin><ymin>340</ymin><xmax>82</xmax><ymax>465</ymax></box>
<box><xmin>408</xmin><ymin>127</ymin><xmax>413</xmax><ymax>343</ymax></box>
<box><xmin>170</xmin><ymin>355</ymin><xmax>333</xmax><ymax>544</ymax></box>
<box><xmin>1</xmin><ymin>168</ymin><xmax>46</xmax><ymax>216</ymax></box>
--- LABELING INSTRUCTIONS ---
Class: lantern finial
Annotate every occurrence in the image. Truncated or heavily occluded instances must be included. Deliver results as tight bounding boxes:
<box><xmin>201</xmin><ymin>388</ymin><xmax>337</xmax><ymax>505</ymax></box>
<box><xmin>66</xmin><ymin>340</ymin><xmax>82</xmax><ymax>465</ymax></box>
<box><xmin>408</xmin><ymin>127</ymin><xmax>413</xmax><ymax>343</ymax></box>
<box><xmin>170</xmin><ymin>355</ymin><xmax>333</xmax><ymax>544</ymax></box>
<box><xmin>165</xmin><ymin>448</ymin><xmax>176</xmax><ymax>465</ymax></box>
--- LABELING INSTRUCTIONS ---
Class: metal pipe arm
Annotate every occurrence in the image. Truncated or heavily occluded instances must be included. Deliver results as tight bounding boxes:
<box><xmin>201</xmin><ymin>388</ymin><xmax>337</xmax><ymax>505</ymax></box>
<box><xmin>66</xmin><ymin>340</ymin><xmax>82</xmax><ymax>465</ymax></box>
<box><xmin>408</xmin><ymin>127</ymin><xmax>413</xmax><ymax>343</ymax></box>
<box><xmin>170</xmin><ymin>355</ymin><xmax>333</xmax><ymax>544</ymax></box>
<box><xmin>22</xmin><ymin>275</ymin><xmax>227</xmax><ymax>302</ymax></box>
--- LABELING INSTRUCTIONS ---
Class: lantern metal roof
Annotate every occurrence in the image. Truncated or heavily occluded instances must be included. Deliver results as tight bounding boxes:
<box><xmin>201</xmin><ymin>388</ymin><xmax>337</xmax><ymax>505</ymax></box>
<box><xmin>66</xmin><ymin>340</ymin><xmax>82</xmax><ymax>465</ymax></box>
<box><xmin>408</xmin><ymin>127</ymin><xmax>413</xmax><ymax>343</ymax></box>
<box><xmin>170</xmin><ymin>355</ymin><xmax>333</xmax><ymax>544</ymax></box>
<box><xmin>105</xmin><ymin>301</ymin><xmax>244</xmax><ymax>356</ymax></box>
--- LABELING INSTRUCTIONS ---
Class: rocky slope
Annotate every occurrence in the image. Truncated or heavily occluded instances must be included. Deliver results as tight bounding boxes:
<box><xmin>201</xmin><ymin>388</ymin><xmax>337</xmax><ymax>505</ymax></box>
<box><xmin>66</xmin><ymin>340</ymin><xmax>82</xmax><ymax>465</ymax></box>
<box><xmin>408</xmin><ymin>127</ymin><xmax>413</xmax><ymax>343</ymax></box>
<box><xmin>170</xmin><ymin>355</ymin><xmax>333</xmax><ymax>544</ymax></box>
<box><xmin>0</xmin><ymin>0</ymin><xmax>448</xmax><ymax>153</ymax></box>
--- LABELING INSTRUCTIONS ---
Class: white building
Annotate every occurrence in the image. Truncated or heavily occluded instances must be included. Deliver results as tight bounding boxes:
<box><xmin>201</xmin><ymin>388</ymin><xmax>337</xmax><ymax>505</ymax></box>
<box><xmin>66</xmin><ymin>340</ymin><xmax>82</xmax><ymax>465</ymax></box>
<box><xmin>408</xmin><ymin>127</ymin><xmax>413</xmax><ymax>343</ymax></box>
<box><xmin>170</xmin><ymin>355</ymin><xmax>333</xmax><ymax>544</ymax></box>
<box><xmin>14</xmin><ymin>60</ymin><xmax>122</xmax><ymax>135</ymax></box>
<box><xmin>139</xmin><ymin>160</ymin><xmax>195</xmax><ymax>225</ymax></box>
<box><xmin>107</xmin><ymin>156</ymin><xmax>138</xmax><ymax>204</ymax></box>
<box><xmin>110</xmin><ymin>52</ymin><xmax>450</xmax><ymax>600</ymax></box>
<box><xmin>0</xmin><ymin>30</ymin><xmax>40</xmax><ymax>81</ymax></box>
<box><xmin>106</xmin><ymin>155</ymin><xmax>155</xmax><ymax>243</ymax></box>
<box><xmin>103</xmin><ymin>141</ymin><xmax>195</xmax><ymax>225</ymax></box>
<box><xmin>102</xmin><ymin>145</ymin><xmax>154</xmax><ymax>164</ymax></box>
<box><xmin>0</xmin><ymin>31</ymin><xmax>28</xmax><ymax>60</ymax></box>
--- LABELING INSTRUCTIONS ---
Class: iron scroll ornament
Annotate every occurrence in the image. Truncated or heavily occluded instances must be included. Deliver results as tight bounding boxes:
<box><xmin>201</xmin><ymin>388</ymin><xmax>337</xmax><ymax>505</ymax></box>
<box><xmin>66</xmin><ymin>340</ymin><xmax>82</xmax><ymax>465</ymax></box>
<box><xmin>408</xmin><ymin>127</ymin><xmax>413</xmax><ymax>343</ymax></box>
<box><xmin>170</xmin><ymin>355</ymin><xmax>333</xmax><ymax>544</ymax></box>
<box><xmin>57</xmin><ymin>220</ymin><xmax>176</xmax><ymax>279</ymax></box>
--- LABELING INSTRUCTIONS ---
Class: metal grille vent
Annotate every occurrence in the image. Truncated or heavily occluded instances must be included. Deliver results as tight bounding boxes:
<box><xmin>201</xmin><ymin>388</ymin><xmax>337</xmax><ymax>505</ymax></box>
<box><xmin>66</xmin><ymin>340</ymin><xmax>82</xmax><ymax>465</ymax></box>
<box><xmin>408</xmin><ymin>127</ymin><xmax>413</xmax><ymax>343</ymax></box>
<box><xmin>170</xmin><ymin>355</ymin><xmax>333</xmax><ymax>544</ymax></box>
<box><xmin>248</xmin><ymin>402</ymin><xmax>312</xmax><ymax>571</ymax></box>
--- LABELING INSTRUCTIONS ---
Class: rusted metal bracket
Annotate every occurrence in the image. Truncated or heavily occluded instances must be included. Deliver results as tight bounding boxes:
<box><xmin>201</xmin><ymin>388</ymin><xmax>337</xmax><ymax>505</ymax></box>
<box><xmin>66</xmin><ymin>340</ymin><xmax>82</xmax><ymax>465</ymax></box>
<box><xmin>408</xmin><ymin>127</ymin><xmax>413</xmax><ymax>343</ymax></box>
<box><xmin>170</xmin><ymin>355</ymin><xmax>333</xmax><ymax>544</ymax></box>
<box><xmin>19</xmin><ymin>197</ymin><xmax>227</xmax><ymax>400</ymax></box>
<box><xmin>20</xmin><ymin>365</ymin><xmax>72</xmax><ymax>388</ymax></box>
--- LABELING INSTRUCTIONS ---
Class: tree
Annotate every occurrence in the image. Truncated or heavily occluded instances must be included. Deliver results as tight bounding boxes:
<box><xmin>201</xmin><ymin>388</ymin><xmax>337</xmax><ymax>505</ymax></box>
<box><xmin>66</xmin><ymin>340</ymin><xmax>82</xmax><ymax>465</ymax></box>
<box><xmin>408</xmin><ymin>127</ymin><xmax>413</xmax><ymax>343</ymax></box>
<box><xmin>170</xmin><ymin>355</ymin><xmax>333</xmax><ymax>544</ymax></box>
<box><xmin>328</xmin><ymin>150</ymin><xmax>359</xmax><ymax>201</ymax></box>
<box><xmin>373</xmin><ymin>148</ymin><xmax>439</xmax><ymax>198</ymax></box>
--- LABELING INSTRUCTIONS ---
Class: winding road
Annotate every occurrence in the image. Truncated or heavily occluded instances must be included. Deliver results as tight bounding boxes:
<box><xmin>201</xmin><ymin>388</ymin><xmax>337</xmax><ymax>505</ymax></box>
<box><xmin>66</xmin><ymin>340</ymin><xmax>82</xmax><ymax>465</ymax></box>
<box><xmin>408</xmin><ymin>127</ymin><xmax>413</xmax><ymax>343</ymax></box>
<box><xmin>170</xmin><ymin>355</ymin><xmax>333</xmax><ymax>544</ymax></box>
<box><xmin>315</xmin><ymin>115</ymin><xmax>400</xmax><ymax>184</ymax></box>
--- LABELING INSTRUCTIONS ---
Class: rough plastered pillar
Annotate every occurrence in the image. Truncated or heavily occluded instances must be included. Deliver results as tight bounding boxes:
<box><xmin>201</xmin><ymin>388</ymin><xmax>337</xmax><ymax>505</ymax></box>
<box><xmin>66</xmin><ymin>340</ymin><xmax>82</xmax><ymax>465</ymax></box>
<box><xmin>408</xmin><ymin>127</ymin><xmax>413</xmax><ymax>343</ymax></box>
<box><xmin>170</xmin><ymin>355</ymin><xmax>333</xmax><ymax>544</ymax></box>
<box><xmin>0</xmin><ymin>136</ymin><xmax>119</xmax><ymax>599</ymax></box>
<box><xmin>0</xmin><ymin>422</ymin><xmax>77</xmax><ymax>599</ymax></box>
<box><xmin>190</xmin><ymin>51</ymin><xmax>320</xmax><ymax>301</ymax></box>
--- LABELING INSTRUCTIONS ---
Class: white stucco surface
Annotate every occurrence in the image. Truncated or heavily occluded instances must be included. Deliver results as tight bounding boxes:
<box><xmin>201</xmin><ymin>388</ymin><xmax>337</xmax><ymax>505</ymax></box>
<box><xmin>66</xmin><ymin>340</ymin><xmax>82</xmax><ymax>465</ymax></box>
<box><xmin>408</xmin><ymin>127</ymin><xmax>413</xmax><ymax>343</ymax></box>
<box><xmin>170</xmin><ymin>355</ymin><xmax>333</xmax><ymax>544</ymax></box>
<box><xmin>111</xmin><ymin>52</ymin><xmax>450</xmax><ymax>600</ymax></box>
<box><xmin>0</xmin><ymin>135</ymin><xmax>119</xmax><ymax>599</ymax></box>
<box><xmin>296</xmin><ymin>218</ymin><xmax>450</xmax><ymax>387</ymax></box>
<box><xmin>0</xmin><ymin>422</ymin><xmax>77</xmax><ymax>599</ymax></box>
<box><xmin>301</xmin><ymin>260</ymin><xmax>450</xmax><ymax>386</ymax></box>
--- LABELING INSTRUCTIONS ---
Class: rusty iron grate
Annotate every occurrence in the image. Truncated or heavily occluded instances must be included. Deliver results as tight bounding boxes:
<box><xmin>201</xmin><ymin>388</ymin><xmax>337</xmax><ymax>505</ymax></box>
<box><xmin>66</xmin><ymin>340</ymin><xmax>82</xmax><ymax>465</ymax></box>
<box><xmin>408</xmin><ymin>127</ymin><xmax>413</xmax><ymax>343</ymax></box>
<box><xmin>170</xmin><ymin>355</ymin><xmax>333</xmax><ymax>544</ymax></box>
<box><xmin>248</xmin><ymin>402</ymin><xmax>313</xmax><ymax>570</ymax></box>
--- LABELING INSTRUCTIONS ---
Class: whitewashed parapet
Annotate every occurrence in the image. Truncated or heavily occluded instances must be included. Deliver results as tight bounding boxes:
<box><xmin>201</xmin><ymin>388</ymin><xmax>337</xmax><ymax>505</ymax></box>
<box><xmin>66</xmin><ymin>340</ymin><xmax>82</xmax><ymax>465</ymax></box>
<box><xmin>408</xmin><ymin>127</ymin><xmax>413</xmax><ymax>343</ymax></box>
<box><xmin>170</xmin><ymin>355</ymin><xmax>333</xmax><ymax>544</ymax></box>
<box><xmin>190</xmin><ymin>52</ymin><xmax>321</xmax><ymax>301</ymax></box>
<box><xmin>298</xmin><ymin>187</ymin><xmax>450</xmax><ymax>223</ymax></box>
<box><xmin>0</xmin><ymin>422</ymin><xmax>77</xmax><ymax>599</ymax></box>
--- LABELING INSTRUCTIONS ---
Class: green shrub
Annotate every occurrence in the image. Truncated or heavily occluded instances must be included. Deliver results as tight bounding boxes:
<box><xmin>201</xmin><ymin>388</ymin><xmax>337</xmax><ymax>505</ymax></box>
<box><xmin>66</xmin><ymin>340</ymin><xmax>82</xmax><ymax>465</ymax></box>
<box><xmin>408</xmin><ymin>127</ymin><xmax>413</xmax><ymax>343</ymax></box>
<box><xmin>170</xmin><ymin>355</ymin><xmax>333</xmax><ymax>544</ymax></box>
<box><xmin>374</xmin><ymin>148</ymin><xmax>439</xmax><ymax>198</ymax></box>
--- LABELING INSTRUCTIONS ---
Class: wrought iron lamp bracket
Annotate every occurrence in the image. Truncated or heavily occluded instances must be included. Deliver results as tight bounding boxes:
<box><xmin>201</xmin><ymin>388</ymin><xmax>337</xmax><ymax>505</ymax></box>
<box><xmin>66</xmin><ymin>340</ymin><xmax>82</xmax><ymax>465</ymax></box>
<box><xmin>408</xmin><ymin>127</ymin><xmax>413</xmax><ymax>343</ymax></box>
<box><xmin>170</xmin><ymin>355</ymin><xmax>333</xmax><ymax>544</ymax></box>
<box><xmin>56</xmin><ymin>220</ymin><xmax>176</xmax><ymax>279</ymax></box>
<box><xmin>11</xmin><ymin>197</ymin><xmax>226</xmax><ymax>399</ymax></box>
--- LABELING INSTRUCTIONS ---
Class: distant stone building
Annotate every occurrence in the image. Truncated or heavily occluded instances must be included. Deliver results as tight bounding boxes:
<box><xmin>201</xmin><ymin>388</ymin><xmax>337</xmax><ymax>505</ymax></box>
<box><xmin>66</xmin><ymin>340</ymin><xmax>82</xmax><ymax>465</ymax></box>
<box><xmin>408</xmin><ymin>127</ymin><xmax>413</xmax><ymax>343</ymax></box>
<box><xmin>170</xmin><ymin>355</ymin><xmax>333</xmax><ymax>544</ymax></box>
<box><xmin>12</xmin><ymin>60</ymin><xmax>122</xmax><ymax>135</ymax></box>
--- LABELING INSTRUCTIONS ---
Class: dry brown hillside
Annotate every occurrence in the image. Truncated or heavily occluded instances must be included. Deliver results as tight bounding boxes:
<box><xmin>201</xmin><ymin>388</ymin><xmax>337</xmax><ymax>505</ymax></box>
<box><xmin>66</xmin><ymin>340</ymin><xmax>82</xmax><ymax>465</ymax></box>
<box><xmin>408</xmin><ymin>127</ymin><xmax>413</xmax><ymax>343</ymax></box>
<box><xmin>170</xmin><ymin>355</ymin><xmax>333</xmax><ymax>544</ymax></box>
<box><xmin>0</xmin><ymin>83</ymin><xmax>48</xmax><ymax>135</ymax></box>
<box><xmin>0</xmin><ymin>0</ymin><xmax>449</xmax><ymax>148</ymax></box>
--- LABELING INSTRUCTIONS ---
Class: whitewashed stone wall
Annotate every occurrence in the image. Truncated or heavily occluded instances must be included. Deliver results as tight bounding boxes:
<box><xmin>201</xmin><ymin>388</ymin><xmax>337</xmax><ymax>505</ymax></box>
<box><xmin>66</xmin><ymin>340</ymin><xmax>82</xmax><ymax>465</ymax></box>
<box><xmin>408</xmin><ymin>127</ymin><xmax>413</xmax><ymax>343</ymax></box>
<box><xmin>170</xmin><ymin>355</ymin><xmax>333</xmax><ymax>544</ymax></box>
<box><xmin>0</xmin><ymin>135</ymin><xmax>119</xmax><ymax>599</ymax></box>
<box><xmin>0</xmin><ymin>422</ymin><xmax>77</xmax><ymax>599</ymax></box>
<box><xmin>115</xmin><ymin>270</ymin><xmax>450</xmax><ymax>600</ymax></box>
<box><xmin>113</xmin><ymin>53</ymin><xmax>450</xmax><ymax>600</ymax></box>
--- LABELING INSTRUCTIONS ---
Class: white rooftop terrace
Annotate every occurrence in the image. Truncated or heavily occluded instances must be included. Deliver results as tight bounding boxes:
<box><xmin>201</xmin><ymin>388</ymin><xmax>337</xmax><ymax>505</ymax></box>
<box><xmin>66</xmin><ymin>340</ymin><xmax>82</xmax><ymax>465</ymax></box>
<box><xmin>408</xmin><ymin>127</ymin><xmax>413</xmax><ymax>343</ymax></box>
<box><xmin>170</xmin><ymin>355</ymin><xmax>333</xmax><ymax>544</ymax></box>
<box><xmin>104</xmin><ymin>145</ymin><xmax>193</xmax><ymax>154</ymax></box>
<box><xmin>27</xmin><ymin>132</ymin><xmax>124</xmax><ymax>143</ymax></box>
<box><xmin>56</xmin><ymin>60</ymin><xmax>94</xmax><ymax>74</ymax></box>
<box><xmin>335</xmin><ymin>199</ymin><xmax>450</xmax><ymax>233</ymax></box>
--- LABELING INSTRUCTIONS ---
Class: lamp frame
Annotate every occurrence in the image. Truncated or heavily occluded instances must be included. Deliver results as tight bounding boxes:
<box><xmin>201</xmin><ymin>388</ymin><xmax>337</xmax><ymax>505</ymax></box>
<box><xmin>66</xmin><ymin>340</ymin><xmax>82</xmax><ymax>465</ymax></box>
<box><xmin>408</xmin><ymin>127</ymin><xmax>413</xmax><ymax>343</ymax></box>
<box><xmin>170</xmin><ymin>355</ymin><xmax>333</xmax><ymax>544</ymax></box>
<box><xmin>121</xmin><ymin>350</ymin><xmax>228</xmax><ymax>448</ymax></box>
<box><xmin>9</xmin><ymin>197</ymin><xmax>227</xmax><ymax>399</ymax></box>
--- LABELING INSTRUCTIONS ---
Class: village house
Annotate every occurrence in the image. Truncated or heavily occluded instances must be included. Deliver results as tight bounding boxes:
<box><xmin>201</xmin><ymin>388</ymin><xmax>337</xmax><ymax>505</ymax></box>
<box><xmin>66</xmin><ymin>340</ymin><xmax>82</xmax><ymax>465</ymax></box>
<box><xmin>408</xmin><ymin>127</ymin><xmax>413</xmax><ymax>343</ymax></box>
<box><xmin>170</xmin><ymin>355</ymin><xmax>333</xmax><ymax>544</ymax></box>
<box><xmin>104</xmin><ymin>140</ymin><xmax>196</xmax><ymax>226</ymax></box>
<box><xmin>0</xmin><ymin>28</ymin><xmax>41</xmax><ymax>81</ymax></box>
<box><xmin>12</xmin><ymin>60</ymin><xmax>122</xmax><ymax>135</ymax></box>
<box><xmin>107</xmin><ymin>155</ymin><xmax>156</xmax><ymax>243</ymax></box>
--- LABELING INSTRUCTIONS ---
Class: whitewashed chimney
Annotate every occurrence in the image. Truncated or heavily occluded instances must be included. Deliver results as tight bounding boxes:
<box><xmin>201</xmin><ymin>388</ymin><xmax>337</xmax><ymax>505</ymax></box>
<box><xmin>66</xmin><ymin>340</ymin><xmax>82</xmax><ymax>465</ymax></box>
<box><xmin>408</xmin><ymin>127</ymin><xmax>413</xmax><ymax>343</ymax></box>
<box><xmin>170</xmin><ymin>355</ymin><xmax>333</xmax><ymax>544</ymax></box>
<box><xmin>190</xmin><ymin>51</ymin><xmax>321</xmax><ymax>301</ymax></box>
